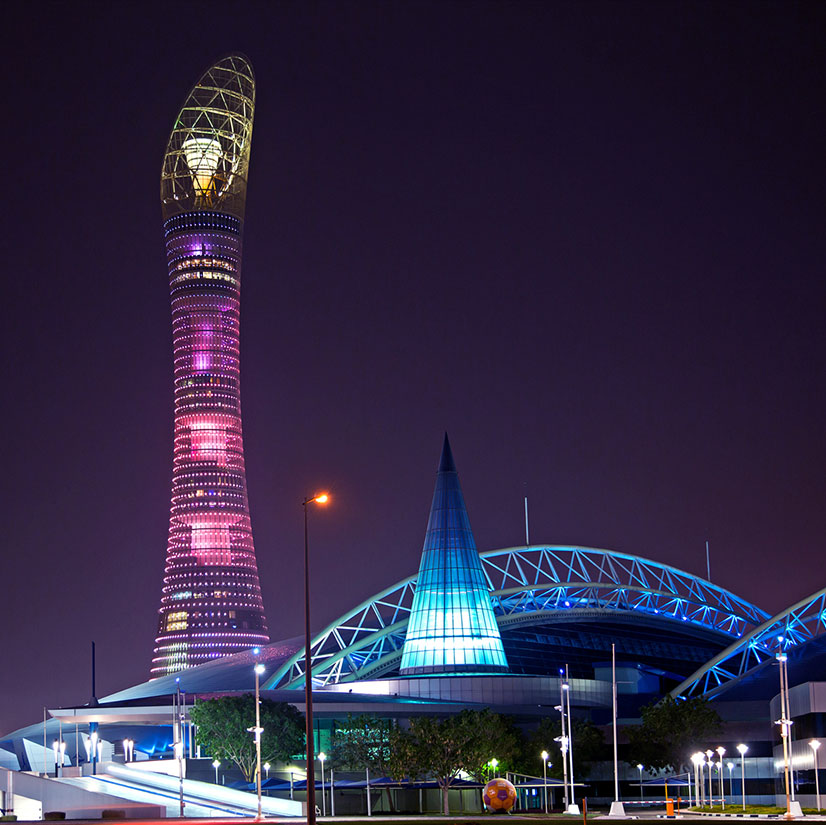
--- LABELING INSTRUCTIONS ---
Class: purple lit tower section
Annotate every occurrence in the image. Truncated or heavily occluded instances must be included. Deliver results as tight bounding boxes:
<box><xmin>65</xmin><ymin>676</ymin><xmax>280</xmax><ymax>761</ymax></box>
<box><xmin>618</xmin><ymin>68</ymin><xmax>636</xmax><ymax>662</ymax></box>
<box><xmin>152</xmin><ymin>55</ymin><xmax>269</xmax><ymax>676</ymax></box>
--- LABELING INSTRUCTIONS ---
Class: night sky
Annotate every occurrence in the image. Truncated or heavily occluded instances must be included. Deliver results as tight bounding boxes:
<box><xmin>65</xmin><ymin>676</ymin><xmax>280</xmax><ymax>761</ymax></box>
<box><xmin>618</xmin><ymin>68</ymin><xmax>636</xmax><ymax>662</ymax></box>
<box><xmin>3</xmin><ymin>1</ymin><xmax>825</xmax><ymax>736</ymax></box>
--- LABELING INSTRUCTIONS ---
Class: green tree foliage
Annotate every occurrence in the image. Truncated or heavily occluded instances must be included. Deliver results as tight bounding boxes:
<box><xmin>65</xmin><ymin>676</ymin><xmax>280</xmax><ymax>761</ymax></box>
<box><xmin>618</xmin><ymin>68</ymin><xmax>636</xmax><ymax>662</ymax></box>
<box><xmin>626</xmin><ymin>696</ymin><xmax>723</xmax><ymax>773</ymax></box>
<box><xmin>190</xmin><ymin>695</ymin><xmax>305</xmax><ymax>781</ymax></box>
<box><xmin>387</xmin><ymin>709</ymin><xmax>518</xmax><ymax>815</ymax></box>
<box><xmin>524</xmin><ymin>716</ymin><xmax>606</xmax><ymax>779</ymax></box>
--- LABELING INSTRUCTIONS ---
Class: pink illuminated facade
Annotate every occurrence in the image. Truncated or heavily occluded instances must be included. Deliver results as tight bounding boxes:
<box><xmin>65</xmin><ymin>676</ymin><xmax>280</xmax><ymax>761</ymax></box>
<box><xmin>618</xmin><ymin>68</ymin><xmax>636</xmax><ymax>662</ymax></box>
<box><xmin>152</xmin><ymin>56</ymin><xmax>269</xmax><ymax>676</ymax></box>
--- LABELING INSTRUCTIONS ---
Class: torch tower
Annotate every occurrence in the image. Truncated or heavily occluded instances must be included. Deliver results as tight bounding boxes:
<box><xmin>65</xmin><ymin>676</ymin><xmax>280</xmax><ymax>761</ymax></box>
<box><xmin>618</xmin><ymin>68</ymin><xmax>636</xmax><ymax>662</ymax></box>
<box><xmin>152</xmin><ymin>55</ymin><xmax>269</xmax><ymax>676</ymax></box>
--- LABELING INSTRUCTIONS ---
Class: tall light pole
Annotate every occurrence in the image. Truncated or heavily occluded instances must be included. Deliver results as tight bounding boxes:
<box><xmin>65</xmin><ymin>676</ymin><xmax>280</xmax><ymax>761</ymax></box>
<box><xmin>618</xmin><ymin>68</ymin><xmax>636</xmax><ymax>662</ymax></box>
<box><xmin>727</xmin><ymin>762</ymin><xmax>734</xmax><ymax>804</ymax></box>
<box><xmin>736</xmin><ymin>744</ymin><xmax>748</xmax><ymax>810</ymax></box>
<box><xmin>705</xmin><ymin>750</ymin><xmax>714</xmax><ymax>807</ymax></box>
<box><xmin>637</xmin><ymin>764</ymin><xmax>644</xmax><ymax>802</ymax></box>
<box><xmin>213</xmin><ymin>759</ymin><xmax>220</xmax><ymax>784</ymax></box>
<box><xmin>691</xmin><ymin>753</ymin><xmax>704</xmax><ymax>807</ymax></box>
<box><xmin>319</xmin><ymin>751</ymin><xmax>327</xmax><ymax>817</ymax></box>
<box><xmin>541</xmin><ymin>751</ymin><xmax>549</xmax><ymax>813</ymax></box>
<box><xmin>250</xmin><ymin>660</ymin><xmax>266</xmax><ymax>819</ymax></box>
<box><xmin>303</xmin><ymin>493</ymin><xmax>329</xmax><ymax>825</ymax></box>
<box><xmin>777</xmin><ymin>652</ymin><xmax>792</xmax><ymax>819</ymax></box>
<box><xmin>563</xmin><ymin>671</ymin><xmax>577</xmax><ymax>813</ymax></box>
<box><xmin>809</xmin><ymin>740</ymin><xmax>821</xmax><ymax>812</ymax></box>
<box><xmin>716</xmin><ymin>747</ymin><xmax>726</xmax><ymax>809</ymax></box>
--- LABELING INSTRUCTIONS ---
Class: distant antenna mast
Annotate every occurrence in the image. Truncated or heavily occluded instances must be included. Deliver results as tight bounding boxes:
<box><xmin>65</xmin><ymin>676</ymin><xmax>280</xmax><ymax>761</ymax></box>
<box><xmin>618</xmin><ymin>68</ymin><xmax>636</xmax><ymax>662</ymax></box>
<box><xmin>524</xmin><ymin>496</ymin><xmax>530</xmax><ymax>546</ymax></box>
<box><xmin>705</xmin><ymin>540</ymin><xmax>711</xmax><ymax>581</ymax></box>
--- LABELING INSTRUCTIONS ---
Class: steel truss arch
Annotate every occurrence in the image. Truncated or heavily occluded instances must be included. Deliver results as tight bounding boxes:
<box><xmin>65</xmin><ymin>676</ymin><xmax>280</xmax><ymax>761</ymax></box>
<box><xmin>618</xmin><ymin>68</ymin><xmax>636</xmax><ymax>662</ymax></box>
<box><xmin>263</xmin><ymin>545</ymin><xmax>769</xmax><ymax>691</ymax></box>
<box><xmin>670</xmin><ymin>586</ymin><xmax>826</xmax><ymax>701</ymax></box>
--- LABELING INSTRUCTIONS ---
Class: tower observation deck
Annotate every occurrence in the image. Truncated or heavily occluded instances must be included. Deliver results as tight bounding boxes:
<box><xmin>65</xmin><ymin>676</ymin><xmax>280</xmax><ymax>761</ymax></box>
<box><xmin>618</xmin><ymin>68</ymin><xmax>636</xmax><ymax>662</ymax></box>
<box><xmin>152</xmin><ymin>55</ymin><xmax>269</xmax><ymax>677</ymax></box>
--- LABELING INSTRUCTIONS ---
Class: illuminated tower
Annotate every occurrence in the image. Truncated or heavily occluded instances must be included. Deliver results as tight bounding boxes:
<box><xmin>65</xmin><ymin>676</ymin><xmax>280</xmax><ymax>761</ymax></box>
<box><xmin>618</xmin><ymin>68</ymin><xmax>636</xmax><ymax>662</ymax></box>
<box><xmin>152</xmin><ymin>55</ymin><xmax>268</xmax><ymax>676</ymax></box>
<box><xmin>400</xmin><ymin>434</ymin><xmax>508</xmax><ymax>675</ymax></box>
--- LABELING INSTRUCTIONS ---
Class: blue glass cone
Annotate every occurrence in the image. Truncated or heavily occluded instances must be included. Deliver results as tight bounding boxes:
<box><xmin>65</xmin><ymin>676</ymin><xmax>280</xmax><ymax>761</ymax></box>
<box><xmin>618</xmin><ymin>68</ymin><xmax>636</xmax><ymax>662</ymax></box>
<box><xmin>400</xmin><ymin>434</ymin><xmax>508</xmax><ymax>675</ymax></box>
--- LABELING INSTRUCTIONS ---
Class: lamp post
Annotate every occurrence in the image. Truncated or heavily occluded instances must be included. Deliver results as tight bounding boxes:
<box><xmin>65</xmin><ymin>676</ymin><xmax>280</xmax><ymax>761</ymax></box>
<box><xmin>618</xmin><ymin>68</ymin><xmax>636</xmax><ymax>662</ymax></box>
<box><xmin>303</xmin><ymin>493</ymin><xmax>329</xmax><ymax>825</ymax></box>
<box><xmin>705</xmin><ymin>750</ymin><xmax>714</xmax><ymax>807</ymax></box>
<box><xmin>264</xmin><ymin>762</ymin><xmax>271</xmax><ymax>780</ymax></box>
<box><xmin>691</xmin><ymin>753</ymin><xmax>704</xmax><ymax>807</ymax></box>
<box><xmin>777</xmin><ymin>652</ymin><xmax>793</xmax><ymax>819</ymax></box>
<box><xmin>736</xmin><ymin>744</ymin><xmax>748</xmax><ymax>810</ymax></box>
<box><xmin>716</xmin><ymin>747</ymin><xmax>726</xmax><ymax>809</ymax></box>
<box><xmin>563</xmin><ymin>674</ymin><xmax>576</xmax><ymax>812</ymax></box>
<box><xmin>810</xmin><ymin>740</ymin><xmax>821</xmax><ymax>812</ymax></box>
<box><xmin>319</xmin><ymin>751</ymin><xmax>327</xmax><ymax>817</ymax></box>
<box><xmin>490</xmin><ymin>758</ymin><xmax>499</xmax><ymax>779</ymax></box>
<box><xmin>727</xmin><ymin>762</ymin><xmax>734</xmax><ymax>804</ymax></box>
<box><xmin>637</xmin><ymin>764</ymin><xmax>644</xmax><ymax>802</ymax></box>
<box><xmin>541</xmin><ymin>750</ymin><xmax>549</xmax><ymax>813</ymax></box>
<box><xmin>249</xmin><ymin>660</ymin><xmax>266</xmax><ymax>819</ymax></box>
<box><xmin>213</xmin><ymin>759</ymin><xmax>220</xmax><ymax>784</ymax></box>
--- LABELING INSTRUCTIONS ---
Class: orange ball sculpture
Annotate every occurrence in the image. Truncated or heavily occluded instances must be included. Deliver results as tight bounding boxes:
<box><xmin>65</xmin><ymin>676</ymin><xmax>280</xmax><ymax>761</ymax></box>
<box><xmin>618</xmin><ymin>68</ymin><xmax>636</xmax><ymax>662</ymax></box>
<box><xmin>483</xmin><ymin>778</ymin><xmax>517</xmax><ymax>812</ymax></box>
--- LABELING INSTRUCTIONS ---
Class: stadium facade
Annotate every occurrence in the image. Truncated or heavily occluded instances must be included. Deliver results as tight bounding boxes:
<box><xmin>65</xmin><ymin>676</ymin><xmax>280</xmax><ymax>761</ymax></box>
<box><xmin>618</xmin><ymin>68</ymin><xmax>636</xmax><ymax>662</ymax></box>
<box><xmin>153</xmin><ymin>54</ymin><xmax>269</xmax><ymax>677</ymax></box>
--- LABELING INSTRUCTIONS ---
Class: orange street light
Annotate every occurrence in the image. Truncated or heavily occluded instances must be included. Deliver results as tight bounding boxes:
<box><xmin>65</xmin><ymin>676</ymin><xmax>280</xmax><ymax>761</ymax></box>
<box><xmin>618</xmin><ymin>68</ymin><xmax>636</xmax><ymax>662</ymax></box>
<box><xmin>303</xmin><ymin>491</ymin><xmax>330</xmax><ymax>825</ymax></box>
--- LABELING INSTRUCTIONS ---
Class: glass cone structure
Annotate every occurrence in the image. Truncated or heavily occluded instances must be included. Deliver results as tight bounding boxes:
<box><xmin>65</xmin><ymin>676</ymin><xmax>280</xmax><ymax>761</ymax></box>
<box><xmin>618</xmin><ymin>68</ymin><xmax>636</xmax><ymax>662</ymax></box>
<box><xmin>152</xmin><ymin>55</ymin><xmax>269</xmax><ymax>677</ymax></box>
<box><xmin>400</xmin><ymin>434</ymin><xmax>508</xmax><ymax>675</ymax></box>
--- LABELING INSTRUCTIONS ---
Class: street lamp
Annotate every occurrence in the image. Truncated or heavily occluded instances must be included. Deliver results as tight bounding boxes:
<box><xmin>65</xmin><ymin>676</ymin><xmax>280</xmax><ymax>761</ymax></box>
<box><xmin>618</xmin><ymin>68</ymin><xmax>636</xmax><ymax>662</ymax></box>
<box><xmin>541</xmin><ymin>750</ymin><xmax>549</xmax><ymax>813</ymax></box>
<box><xmin>562</xmin><ymin>677</ymin><xmax>576</xmax><ymax>812</ymax></box>
<box><xmin>691</xmin><ymin>753</ymin><xmax>704</xmax><ymax>807</ymax></box>
<box><xmin>303</xmin><ymin>493</ymin><xmax>330</xmax><ymax>825</ymax></box>
<box><xmin>637</xmin><ymin>764</ymin><xmax>644</xmax><ymax>802</ymax></box>
<box><xmin>248</xmin><ymin>660</ymin><xmax>266</xmax><ymax>819</ymax></box>
<box><xmin>704</xmin><ymin>750</ymin><xmax>714</xmax><ymax>807</ymax></box>
<box><xmin>737</xmin><ymin>744</ymin><xmax>748</xmax><ymax>810</ymax></box>
<box><xmin>810</xmin><ymin>740</ymin><xmax>821</xmax><ymax>812</ymax></box>
<box><xmin>319</xmin><ymin>751</ymin><xmax>327</xmax><ymax>817</ymax></box>
<box><xmin>264</xmin><ymin>762</ymin><xmax>271</xmax><ymax>780</ymax></box>
<box><xmin>490</xmin><ymin>758</ymin><xmax>499</xmax><ymax>779</ymax></box>
<box><xmin>716</xmin><ymin>747</ymin><xmax>726</xmax><ymax>809</ymax></box>
<box><xmin>213</xmin><ymin>759</ymin><xmax>221</xmax><ymax>784</ymax></box>
<box><xmin>727</xmin><ymin>762</ymin><xmax>734</xmax><ymax>803</ymax></box>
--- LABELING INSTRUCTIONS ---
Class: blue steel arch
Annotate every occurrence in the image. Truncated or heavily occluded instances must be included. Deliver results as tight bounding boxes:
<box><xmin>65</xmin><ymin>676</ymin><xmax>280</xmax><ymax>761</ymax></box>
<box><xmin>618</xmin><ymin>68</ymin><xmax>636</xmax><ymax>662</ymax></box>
<box><xmin>263</xmin><ymin>545</ymin><xmax>770</xmax><ymax>690</ymax></box>
<box><xmin>670</xmin><ymin>586</ymin><xmax>826</xmax><ymax>701</ymax></box>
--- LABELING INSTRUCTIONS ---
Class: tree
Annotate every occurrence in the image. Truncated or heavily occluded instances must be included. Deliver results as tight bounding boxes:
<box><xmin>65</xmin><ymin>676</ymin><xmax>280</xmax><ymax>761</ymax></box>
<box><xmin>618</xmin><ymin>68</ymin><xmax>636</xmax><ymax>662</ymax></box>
<box><xmin>526</xmin><ymin>716</ymin><xmax>606</xmax><ymax>779</ymax></box>
<box><xmin>190</xmin><ymin>695</ymin><xmax>305</xmax><ymax>781</ymax></box>
<box><xmin>330</xmin><ymin>714</ymin><xmax>398</xmax><ymax>810</ymax></box>
<box><xmin>626</xmin><ymin>695</ymin><xmax>722</xmax><ymax>773</ymax></box>
<box><xmin>387</xmin><ymin>709</ymin><xmax>518</xmax><ymax>815</ymax></box>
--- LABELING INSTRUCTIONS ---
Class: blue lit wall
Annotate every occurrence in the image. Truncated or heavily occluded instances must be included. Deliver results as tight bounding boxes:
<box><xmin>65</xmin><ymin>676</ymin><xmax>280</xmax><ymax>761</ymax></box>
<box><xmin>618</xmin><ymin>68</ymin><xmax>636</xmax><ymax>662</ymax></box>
<box><xmin>400</xmin><ymin>435</ymin><xmax>508</xmax><ymax>675</ymax></box>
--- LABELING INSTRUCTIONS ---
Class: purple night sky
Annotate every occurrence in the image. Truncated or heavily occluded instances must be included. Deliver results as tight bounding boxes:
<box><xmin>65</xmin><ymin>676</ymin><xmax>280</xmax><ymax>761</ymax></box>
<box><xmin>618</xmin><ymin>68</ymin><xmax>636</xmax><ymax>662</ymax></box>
<box><xmin>3</xmin><ymin>1</ymin><xmax>825</xmax><ymax>736</ymax></box>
